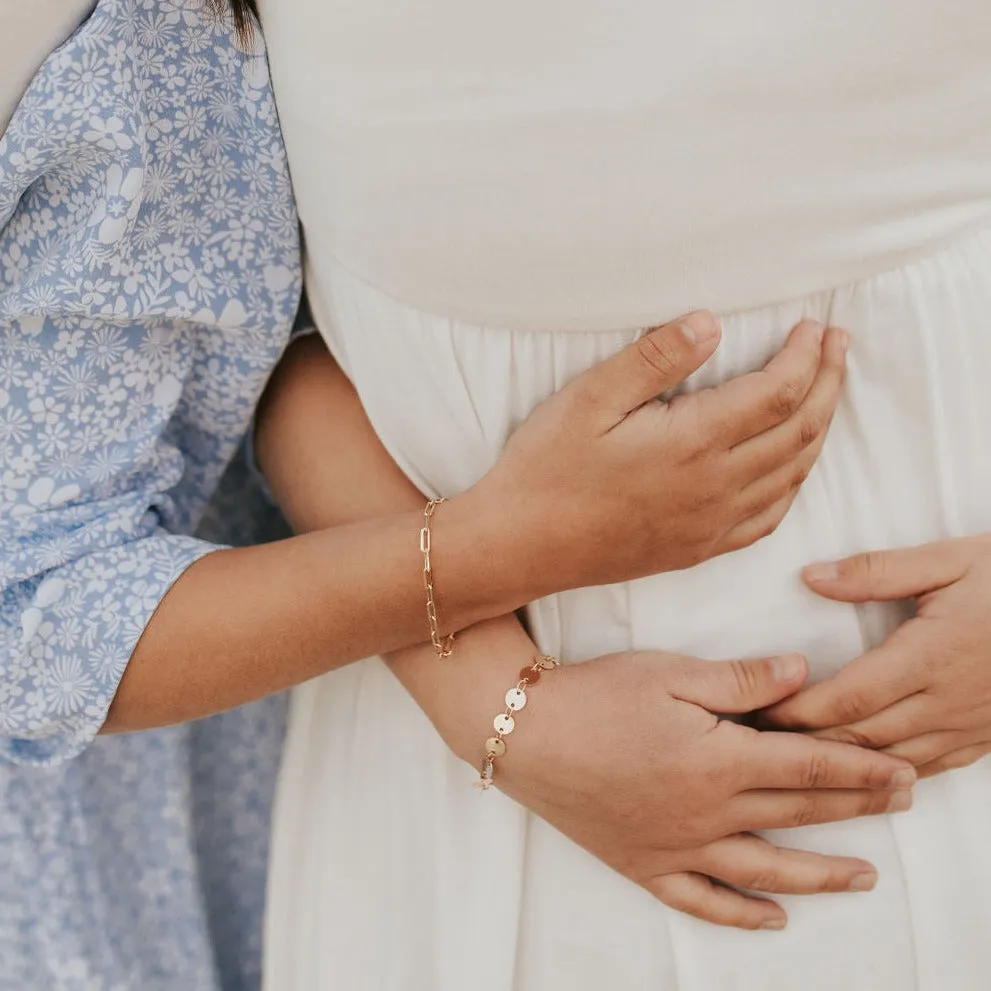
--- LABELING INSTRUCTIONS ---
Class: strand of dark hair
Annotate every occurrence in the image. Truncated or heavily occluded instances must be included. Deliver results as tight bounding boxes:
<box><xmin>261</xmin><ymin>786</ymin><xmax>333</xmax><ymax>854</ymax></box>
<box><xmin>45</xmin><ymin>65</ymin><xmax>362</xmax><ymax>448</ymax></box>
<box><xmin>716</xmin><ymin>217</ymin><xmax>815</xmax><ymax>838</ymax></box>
<box><xmin>212</xmin><ymin>0</ymin><xmax>257</xmax><ymax>41</ymax></box>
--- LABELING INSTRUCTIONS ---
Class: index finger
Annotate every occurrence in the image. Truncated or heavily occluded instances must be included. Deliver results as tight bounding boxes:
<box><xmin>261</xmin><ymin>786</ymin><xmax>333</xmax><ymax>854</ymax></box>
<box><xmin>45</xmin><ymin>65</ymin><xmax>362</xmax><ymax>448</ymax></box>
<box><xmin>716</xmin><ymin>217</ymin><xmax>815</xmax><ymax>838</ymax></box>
<box><xmin>739</xmin><ymin>729</ymin><xmax>915</xmax><ymax>792</ymax></box>
<box><xmin>690</xmin><ymin>319</ymin><xmax>826</xmax><ymax>447</ymax></box>
<box><xmin>761</xmin><ymin>626</ymin><xmax>926</xmax><ymax>731</ymax></box>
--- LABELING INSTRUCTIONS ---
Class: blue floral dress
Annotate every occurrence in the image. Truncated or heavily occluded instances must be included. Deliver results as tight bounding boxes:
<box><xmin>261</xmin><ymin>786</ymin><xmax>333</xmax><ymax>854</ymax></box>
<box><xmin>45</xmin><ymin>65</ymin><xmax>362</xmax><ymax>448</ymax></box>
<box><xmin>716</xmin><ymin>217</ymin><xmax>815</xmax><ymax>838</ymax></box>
<box><xmin>0</xmin><ymin>1</ymin><xmax>301</xmax><ymax>988</ymax></box>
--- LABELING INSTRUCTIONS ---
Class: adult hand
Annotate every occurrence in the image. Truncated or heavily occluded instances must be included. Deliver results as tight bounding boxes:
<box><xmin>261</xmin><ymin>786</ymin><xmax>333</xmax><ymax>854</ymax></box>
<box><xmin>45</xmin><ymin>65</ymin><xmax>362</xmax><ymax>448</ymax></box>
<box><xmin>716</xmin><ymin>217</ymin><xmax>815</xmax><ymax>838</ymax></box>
<box><xmin>764</xmin><ymin>537</ymin><xmax>991</xmax><ymax>778</ymax></box>
<box><xmin>496</xmin><ymin>650</ymin><xmax>914</xmax><ymax>931</ymax></box>
<box><xmin>471</xmin><ymin>311</ymin><xmax>848</xmax><ymax>593</ymax></box>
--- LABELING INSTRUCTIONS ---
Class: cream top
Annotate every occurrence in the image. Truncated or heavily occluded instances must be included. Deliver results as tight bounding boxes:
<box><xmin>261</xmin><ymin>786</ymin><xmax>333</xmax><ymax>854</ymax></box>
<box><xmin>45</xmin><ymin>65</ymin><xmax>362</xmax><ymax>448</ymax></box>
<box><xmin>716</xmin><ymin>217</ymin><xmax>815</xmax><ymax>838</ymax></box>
<box><xmin>261</xmin><ymin>0</ymin><xmax>991</xmax><ymax>331</ymax></box>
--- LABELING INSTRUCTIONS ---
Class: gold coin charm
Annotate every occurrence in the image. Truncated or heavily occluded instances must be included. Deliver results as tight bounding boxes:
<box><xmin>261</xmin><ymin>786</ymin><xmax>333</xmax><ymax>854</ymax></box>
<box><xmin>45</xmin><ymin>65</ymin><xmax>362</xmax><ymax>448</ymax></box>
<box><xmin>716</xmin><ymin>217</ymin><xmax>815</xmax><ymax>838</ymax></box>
<box><xmin>493</xmin><ymin>713</ymin><xmax>515</xmax><ymax>735</ymax></box>
<box><xmin>505</xmin><ymin>688</ymin><xmax>527</xmax><ymax>711</ymax></box>
<box><xmin>476</xmin><ymin>655</ymin><xmax>559</xmax><ymax>791</ymax></box>
<box><xmin>485</xmin><ymin>737</ymin><xmax>507</xmax><ymax>757</ymax></box>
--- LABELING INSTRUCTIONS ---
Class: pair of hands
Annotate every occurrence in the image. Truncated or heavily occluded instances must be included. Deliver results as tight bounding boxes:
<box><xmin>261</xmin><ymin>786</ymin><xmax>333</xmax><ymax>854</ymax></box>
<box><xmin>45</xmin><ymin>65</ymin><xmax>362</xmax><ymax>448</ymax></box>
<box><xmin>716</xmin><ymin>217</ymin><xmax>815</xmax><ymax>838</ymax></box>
<box><xmin>500</xmin><ymin>535</ymin><xmax>991</xmax><ymax>933</ymax></box>
<box><xmin>465</xmin><ymin>312</ymin><xmax>991</xmax><ymax>930</ymax></box>
<box><xmin>273</xmin><ymin>312</ymin><xmax>991</xmax><ymax>933</ymax></box>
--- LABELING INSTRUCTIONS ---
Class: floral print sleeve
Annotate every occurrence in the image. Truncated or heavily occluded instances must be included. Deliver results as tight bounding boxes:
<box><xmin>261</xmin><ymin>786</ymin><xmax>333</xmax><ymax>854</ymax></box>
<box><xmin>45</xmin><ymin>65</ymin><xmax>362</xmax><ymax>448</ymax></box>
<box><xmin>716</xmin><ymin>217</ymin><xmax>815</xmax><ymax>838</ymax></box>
<box><xmin>0</xmin><ymin>0</ymin><xmax>301</xmax><ymax>766</ymax></box>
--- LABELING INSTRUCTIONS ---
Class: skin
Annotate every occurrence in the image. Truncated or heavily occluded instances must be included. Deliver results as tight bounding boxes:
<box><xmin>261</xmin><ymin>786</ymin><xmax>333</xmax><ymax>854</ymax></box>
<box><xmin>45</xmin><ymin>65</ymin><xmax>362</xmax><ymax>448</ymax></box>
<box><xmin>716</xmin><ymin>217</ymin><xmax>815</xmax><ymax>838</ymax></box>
<box><xmin>257</xmin><ymin>330</ymin><xmax>915</xmax><ymax>931</ymax></box>
<box><xmin>107</xmin><ymin>310</ymin><xmax>850</xmax><ymax>731</ymax></box>
<box><xmin>764</xmin><ymin>537</ymin><xmax>991</xmax><ymax>777</ymax></box>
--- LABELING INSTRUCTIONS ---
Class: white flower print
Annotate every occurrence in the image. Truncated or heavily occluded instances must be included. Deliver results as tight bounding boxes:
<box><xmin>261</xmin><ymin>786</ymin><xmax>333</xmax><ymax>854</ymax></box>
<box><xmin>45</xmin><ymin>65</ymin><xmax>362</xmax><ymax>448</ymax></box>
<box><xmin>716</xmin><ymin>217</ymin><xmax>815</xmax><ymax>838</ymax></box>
<box><xmin>53</xmin><ymin>330</ymin><xmax>85</xmax><ymax>358</ymax></box>
<box><xmin>0</xmin><ymin>1</ymin><xmax>299</xmax><ymax>987</ymax></box>
<box><xmin>63</xmin><ymin>50</ymin><xmax>112</xmax><ymax>102</ymax></box>
<box><xmin>82</xmin><ymin>115</ymin><xmax>134</xmax><ymax>152</ymax></box>
<box><xmin>44</xmin><ymin>656</ymin><xmax>95</xmax><ymax>716</ymax></box>
<box><xmin>0</xmin><ymin>405</ymin><xmax>30</xmax><ymax>448</ymax></box>
<box><xmin>174</xmin><ymin>104</ymin><xmax>207</xmax><ymax>141</ymax></box>
<box><xmin>85</xmin><ymin>325</ymin><xmax>127</xmax><ymax>368</ymax></box>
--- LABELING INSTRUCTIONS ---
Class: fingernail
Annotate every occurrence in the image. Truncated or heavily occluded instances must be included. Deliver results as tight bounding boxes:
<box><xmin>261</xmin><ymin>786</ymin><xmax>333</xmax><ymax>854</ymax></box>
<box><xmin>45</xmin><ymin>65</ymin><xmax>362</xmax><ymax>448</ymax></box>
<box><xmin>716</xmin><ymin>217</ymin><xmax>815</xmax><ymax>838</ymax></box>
<box><xmin>760</xmin><ymin>919</ymin><xmax>787</xmax><ymax>931</ymax></box>
<box><xmin>679</xmin><ymin>310</ymin><xmax>720</xmax><ymax>344</ymax></box>
<box><xmin>803</xmin><ymin>563</ymin><xmax>838</xmax><ymax>584</ymax></box>
<box><xmin>848</xmin><ymin>872</ymin><xmax>878</xmax><ymax>892</ymax></box>
<box><xmin>806</xmin><ymin>319</ymin><xmax>824</xmax><ymax>341</ymax></box>
<box><xmin>771</xmin><ymin>654</ymin><xmax>806</xmax><ymax>682</ymax></box>
<box><xmin>890</xmin><ymin>768</ymin><xmax>917</xmax><ymax>790</ymax></box>
<box><xmin>835</xmin><ymin>329</ymin><xmax>850</xmax><ymax>353</ymax></box>
<box><xmin>887</xmin><ymin>791</ymin><xmax>913</xmax><ymax>813</ymax></box>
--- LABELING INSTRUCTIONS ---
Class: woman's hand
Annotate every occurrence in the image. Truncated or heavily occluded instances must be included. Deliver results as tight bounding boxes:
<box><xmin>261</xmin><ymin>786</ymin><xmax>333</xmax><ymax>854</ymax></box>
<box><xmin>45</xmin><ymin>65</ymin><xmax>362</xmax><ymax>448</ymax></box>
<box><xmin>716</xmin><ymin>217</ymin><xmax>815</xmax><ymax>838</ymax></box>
<box><xmin>257</xmin><ymin>316</ymin><xmax>845</xmax><ymax>648</ymax></box>
<box><xmin>461</xmin><ymin>311</ymin><xmax>848</xmax><ymax>596</ymax></box>
<box><xmin>470</xmin><ymin>648</ymin><xmax>914</xmax><ymax>931</ymax></box>
<box><xmin>763</xmin><ymin>537</ymin><xmax>991</xmax><ymax>777</ymax></box>
<box><xmin>408</xmin><ymin>623</ymin><xmax>916</xmax><ymax>933</ymax></box>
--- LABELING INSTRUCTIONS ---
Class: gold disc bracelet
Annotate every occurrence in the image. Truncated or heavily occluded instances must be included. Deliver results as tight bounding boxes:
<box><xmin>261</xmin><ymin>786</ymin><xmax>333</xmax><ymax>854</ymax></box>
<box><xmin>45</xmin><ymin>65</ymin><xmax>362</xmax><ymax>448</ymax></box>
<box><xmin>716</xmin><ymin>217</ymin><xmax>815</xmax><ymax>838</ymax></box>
<box><xmin>476</xmin><ymin>654</ymin><xmax>560</xmax><ymax>790</ymax></box>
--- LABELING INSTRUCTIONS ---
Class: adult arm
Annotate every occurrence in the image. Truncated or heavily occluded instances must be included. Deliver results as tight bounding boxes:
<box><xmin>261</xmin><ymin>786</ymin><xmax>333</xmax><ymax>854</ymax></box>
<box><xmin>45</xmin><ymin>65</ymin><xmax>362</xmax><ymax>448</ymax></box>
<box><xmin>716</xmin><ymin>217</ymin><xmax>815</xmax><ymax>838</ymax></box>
<box><xmin>113</xmin><ymin>309</ymin><xmax>807</xmax><ymax>731</ymax></box>
<box><xmin>257</xmin><ymin>332</ymin><xmax>913</xmax><ymax>931</ymax></box>
<box><xmin>0</xmin><ymin>296</ymin><xmax>840</xmax><ymax>757</ymax></box>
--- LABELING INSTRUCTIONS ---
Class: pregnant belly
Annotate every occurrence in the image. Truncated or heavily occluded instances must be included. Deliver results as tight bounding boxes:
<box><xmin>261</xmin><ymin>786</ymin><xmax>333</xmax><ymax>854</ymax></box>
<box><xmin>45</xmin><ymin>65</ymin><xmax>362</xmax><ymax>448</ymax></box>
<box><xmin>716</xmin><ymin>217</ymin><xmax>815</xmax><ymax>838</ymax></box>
<box><xmin>315</xmin><ymin>226</ymin><xmax>991</xmax><ymax>679</ymax></box>
<box><xmin>268</xmin><ymin>227</ymin><xmax>991</xmax><ymax>991</ymax></box>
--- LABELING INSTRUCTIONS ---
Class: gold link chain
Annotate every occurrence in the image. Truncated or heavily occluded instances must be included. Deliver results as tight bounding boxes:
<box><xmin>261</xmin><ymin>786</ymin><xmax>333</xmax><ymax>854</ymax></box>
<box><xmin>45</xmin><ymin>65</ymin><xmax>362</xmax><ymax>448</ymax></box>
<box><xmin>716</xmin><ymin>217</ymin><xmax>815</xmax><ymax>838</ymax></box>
<box><xmin>420</xmin><ymin>498</ymin><xmax>455</xmax><ymax>660</ymax></box>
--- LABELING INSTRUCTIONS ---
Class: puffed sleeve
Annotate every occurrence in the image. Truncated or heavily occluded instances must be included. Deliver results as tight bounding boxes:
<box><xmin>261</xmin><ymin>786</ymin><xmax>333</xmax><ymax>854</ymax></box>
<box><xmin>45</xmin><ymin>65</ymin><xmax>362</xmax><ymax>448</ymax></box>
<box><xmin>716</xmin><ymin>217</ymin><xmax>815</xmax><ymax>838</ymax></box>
<box><xmin>0</xmin><ymin>324</ymin><xmax>220</xmax><ymax>764</ymax></box>
<box><xmin>0</xmin><ymin>0</ymin><xmax>300</xmax><ymax>766</ymax></box>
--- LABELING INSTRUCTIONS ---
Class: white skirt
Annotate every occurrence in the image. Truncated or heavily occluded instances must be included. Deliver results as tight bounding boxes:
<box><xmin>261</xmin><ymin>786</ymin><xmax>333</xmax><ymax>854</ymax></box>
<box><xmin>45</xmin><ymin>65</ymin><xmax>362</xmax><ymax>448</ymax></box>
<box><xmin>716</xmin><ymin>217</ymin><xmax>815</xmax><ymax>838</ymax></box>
<box><xmin>265</xmin><ymin>228</ymin><xmax>991</xmax><ymax>991</ymax></box>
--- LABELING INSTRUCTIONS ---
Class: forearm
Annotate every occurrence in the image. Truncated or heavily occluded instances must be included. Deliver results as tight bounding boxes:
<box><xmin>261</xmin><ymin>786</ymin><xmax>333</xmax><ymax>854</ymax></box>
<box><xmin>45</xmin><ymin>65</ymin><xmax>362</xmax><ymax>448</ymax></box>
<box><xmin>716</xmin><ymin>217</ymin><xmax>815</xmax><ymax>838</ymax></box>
<box><xmin>110</xmin><ymin>509</ymin><xmax>517</xmax><ymax>731</ymax></box>
<box><xmin>107</xmin><ymin>339</ymin><xmax>541</xmax><ymax>733</ymax></box>
<box><xmin>251</xmin><ymin>333</ymin><xmax>539</xmax><ymax>767</ymax></box>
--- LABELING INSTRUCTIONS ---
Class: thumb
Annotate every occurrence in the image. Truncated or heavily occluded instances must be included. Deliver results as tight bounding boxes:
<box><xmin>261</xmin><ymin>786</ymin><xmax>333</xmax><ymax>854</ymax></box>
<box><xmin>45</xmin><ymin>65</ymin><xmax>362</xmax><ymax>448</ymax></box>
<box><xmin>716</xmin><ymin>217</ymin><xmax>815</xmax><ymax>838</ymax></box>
<box><xmin>668</xmin><ymin>654</ymin><xmax>809</xmax><ymax>713</ymax></box>
<box><xmin>567</xmin><ymin>310</ymin><xmax>721</xmax><ymax>425</ymax></box>
<box><xmin>802</xmin><ymin>539</ymin><xmax>971</xmax><ymax>603</ymax></box>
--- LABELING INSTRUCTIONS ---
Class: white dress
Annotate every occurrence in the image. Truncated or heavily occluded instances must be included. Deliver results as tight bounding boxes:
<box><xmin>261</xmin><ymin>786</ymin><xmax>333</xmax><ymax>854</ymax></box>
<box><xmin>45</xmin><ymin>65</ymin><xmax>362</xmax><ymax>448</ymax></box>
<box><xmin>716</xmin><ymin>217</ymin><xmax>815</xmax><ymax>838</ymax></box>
<box><xmin>259</xmin><ymin>1</ymin><xmax>991</xmax><ymax>988</ymax></box>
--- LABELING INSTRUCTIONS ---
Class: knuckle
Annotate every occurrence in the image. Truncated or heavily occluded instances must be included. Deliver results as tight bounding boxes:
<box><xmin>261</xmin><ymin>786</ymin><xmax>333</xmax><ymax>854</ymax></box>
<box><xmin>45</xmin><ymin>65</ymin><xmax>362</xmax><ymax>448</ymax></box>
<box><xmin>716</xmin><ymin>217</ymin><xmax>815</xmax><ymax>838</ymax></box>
<box><xmin>802</xmin><ymin>752</ymin><xmax>832</xmax><ymax>790</ymax></box>
<box><xmin>741</xmin><ymin>868</ymin><xmax>779</xmax><ymax>893</ymax></box>
<box><xmin>859</xmin><ymin>757</ymin><xmax>892</xmax><ymax>789</ymax></box>
<box><xmin>684</xmin><ymin>420</ymin><xmax>718</xmax><ymax>463</ymax></box>
<box><xmin>565</xmin><ymin>378</ymin><xmax>604</xmax><ymax>417</ymax></box>
<box><xmin>756</xmin><ymin>515</ymin><xmax>780</xmax><ymax>540</ymax></box>
<box><xmin>789</xmin><ymin>462</ymin><xmax>812</xmax><ymax>493</ymax></box>
<box><xmin>636</xmin><ymin>332</ymin><xmax>683</xmax><ymax>379</ymax></box>
<box><xmin>833</xmin><ymin>690</ymin><xmax>873</xmax><ymax>726</ymax></box>
<box><xmin>793</xmin><ymin>795</ymin><xmax>821</xmax><ymax>828</ymax></box>
<box><xmin>811</xmin><ymin>865</ymin><xmax>842</xmax><ymax>893</ymax></box>
<box><xmin>795</xmin><ymin>410</ymin><xmax>824</xmax><ymax>450</ymax></box>
<box><xmin>858</xmin><ymin>551</ymin><xmax>888</xmax><ymax>585</ymax></box>
<box><xmin>769</xmin><ymin>375</ymin><xmax>806</xmax><ymax>419</ymax></box>
<box><xmin>742</xmin><ymin>504</ymin><xmax>789</xmax><ymax>546</ymax></box>
<box><xmin>829</xmin><ymin>725</ymin><xmax>876</xmax><ymax>750</ymax></box>
<box><xmin>727</xmin><ymin>659</ymin><xmax>763</xmax><ymax>700</ymax></box>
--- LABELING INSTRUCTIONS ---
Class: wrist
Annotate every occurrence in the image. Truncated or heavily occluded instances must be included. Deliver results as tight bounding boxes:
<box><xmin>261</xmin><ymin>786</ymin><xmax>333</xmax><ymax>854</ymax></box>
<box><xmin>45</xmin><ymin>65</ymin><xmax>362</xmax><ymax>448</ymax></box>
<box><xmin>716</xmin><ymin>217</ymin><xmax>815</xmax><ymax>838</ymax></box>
<box><xmin>385</xmin><ymin>615</ymin><xmax>541</xmax><ymax>768</ymax></box>
<box><xmin>438</xmin><ymin>475</ymin><xmax>591</xmax><ymax>630</ymax></box>
<box><xmin>433</xmin><ymin>486</ymin><xmax>549</xmax><ymax>630</ymax></box>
